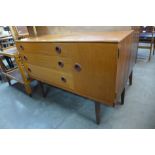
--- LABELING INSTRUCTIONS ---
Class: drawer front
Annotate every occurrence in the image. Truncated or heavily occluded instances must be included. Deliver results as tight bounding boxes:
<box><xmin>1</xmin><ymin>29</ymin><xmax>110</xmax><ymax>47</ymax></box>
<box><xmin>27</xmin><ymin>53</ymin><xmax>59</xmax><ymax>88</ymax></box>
<box><xmin>25</xmin><ymin>63</ymin><xmax>74</xmax><ymax>89</ymax></box>
<box><xmin>20</xmin><ymin>53</ymin><xmax>72</xmax><ymax>73</ymax></box>
<box><xmin>16</xmin><ymin>42</ymin><xmax>77</xmax><ymax>58</ymax></box>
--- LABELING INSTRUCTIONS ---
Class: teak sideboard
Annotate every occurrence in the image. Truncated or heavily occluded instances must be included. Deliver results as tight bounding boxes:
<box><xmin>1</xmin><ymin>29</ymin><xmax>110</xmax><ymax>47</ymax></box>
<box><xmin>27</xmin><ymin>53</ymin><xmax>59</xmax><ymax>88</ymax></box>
<box><xmin>15</xmin><ymin>31</ymin><xmax>138</xmax><ymax>124</ymax></box>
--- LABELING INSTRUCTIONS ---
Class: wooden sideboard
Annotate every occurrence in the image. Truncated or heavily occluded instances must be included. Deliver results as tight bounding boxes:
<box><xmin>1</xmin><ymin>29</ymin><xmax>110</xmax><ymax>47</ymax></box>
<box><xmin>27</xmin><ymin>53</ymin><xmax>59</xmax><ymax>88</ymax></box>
<box><xmin>15</xmin><ymin>30</ymin><xmax>137</xmax><ymax>124</ymax></box>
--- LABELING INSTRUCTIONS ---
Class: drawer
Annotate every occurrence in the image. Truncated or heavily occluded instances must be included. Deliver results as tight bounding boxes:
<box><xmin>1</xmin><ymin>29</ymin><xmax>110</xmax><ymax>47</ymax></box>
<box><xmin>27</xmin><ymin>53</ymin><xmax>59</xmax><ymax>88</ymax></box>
<box><xmin>20</xmin><ymin>53</ymin><xmax>72</xmax><ymax>73</ymax></box>
<box><xmin>16</xmin><ymin>42</ymin><xmax>77</xmax><ymax>58</ymax></box>
<box><xmin>24</xmin><ymin>63</ymin><xmax>74</xmax><ymax>89</ymax></box>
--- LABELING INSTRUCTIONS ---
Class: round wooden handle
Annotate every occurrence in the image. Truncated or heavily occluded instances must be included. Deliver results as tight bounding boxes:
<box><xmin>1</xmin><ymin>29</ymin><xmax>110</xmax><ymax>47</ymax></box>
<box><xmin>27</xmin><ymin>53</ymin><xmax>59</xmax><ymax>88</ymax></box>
<box><xmin>58</xmin><ymin>61</ymin><xmax>64</xmax><ymax>68</ymax></box>
<box><xmin>20</xmin><ymin>45</ymin><xmax>24</xmax><ymax>50</ymax></box>
<box><xmin>61</xmin><ymin>76</ymin><xmax>66</xmax><ymax>83</ymax></box>
<box><xmin>23</xmin><ymin>56</ymin><xmax>28</xmax><ymax>61</ymax></box>
<box><xmin>55</xmin><ymin>46</ymin><xmax>61</xmax><ymax>54</ymax></box>
<box><xmin>74</xmin><ymin>63</ymin><xmax>82</xmax><ymax>72</ymax></box>
<box><xmin>28</xmin><ymin>68</ymin><xmax>31</xmax><ymax>72</ymax></box>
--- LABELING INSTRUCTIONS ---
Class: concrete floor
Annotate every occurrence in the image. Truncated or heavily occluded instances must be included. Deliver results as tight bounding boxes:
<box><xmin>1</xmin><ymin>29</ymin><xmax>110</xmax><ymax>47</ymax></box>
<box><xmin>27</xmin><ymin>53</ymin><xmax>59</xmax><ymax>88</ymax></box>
<box><xmin>0</xmin><ymin>49</ymin><xmax>155</xmax><ymax>129</ymax></box>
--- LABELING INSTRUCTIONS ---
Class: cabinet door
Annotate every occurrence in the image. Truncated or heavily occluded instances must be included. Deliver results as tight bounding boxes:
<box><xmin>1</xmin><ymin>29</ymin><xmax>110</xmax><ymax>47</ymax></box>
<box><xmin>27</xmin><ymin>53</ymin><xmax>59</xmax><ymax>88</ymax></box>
<box><xmin>71</xmin><ymin>43</ymin><xmax>118</xmax><ymax>105</ymax></box>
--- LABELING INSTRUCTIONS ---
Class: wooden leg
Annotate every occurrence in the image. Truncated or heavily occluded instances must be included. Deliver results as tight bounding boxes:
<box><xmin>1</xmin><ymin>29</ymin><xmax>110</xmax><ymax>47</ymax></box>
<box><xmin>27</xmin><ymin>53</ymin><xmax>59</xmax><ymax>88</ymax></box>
<box><xmin>121</xmin><ymin>88</ymin><xmax>126</xmax><ymax>105</ymax></box>
<box><xmin>39</xmin><ymin>81</ymin><xmax>46</xmax><ymax>98</ymax></box>
<box><xmin>29</xmin><ymin>94</ymin><xmax>32</xmax><ymax>97</ymax></box>
<box><xmin>95</xmin><ymin>102</ymin><xmax>101</xmax><ymax>125</ymax></box>
<box><xmin>129</xmin><ymin>71</ymin><xmax>133</xmax><ymax>86</ymax></box>
<box><xmin>112</xmin><ymin>103</ymin><xmax>115</xmax><ymax>107</ymax></box>
<box><xmin>153</xmin><ymin>41</ymin><xmax>155</xmax><ymax>55</ymax></box>
<box><xmin>24</xmin><ymin>82</ymin><xmax>32</xmax><ymax>96</ymax></box>
<box><xmin>15</xmin><ymin>55</ymin><xmax>32</xmax><ymax>96</ymax></box>
<box><xmin>148</xmin><ymin>48</ymin><xmax>152</xmax><ymax>61</ymax></box>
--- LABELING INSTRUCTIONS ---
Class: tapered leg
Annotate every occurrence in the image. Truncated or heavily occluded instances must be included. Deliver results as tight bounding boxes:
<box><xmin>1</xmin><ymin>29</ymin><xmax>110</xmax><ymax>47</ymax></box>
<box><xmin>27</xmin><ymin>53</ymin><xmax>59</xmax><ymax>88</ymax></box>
<box><xmin>29</xmin><ymin>94</ymin><xmax>32</xmax><ymax>97</ymax></box>
<box><xmin>24</xmin><ymin>83</ymin><xmax>32</xmax><ymax>96</ymax></box>
<box><xmin>95</xmin><ymin>102</ymin><xmax>101</xmax><ymax>124</ymax></box>
<box><xmin>148</xmin><ymin>48</ymin><xmax>152</xmax><ymax>61</ymax></box>
<box><xmin>129</xmin><ymin>71</ymin><xmax>133</xmax><ymax>86</ymax></box>
<box><xmin>112</xmin><ymin>103</ymin><xmax>115</xmax><ymax>107</ymax></box>
<box><xmin>121</xmin><ymin>88</ymin><xmax>126</xmax><ymax>105</ymax></box>
<box><xmin>153</xmin><ymin>40</ymin><xmax>155</xmax><ymax>55</ymax></box>
<box><xmin>39</xmin><ymin>81</ymin><xmax>46</xmax><ymax>98</ymax></box>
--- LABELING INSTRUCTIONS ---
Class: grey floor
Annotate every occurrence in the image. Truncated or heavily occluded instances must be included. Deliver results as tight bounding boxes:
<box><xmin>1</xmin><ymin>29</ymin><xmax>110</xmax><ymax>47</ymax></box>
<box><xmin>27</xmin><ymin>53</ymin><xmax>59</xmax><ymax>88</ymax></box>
<box><xmin>0</xmin><ymin>49</ymin><xmax>155</xmax><ymax>129</ymax></box>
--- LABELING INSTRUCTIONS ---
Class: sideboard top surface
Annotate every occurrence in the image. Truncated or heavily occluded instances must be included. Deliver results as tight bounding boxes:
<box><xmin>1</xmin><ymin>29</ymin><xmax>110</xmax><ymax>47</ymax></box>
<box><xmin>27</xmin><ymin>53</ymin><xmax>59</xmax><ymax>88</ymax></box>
<box><xmin>16</xmin><ymin>30</ymin><xmax>133</xmax><ymax>43</ymax></box>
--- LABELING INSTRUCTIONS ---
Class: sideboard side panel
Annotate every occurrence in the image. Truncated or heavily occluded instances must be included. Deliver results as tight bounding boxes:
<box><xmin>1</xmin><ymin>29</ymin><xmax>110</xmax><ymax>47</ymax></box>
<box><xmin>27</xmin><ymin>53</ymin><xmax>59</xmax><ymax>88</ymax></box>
<box><xmin>116</xmin><ymin>31</ymin><xmax>136</xmax><ymax>100</ymax></box>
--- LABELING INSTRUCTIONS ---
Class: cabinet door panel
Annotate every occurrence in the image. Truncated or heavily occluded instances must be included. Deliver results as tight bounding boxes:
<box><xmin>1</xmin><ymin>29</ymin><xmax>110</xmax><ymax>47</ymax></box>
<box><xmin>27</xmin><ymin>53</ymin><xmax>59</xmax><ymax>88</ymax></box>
<box><xmin>71</xmin><ymin>43</ymin><xmax>118</xmax><ymax>105</ymax></box>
